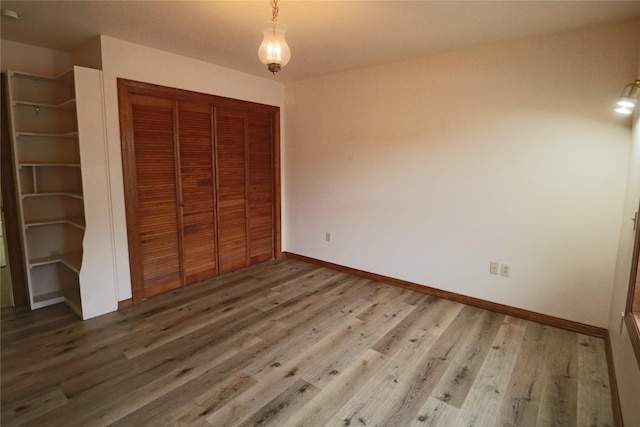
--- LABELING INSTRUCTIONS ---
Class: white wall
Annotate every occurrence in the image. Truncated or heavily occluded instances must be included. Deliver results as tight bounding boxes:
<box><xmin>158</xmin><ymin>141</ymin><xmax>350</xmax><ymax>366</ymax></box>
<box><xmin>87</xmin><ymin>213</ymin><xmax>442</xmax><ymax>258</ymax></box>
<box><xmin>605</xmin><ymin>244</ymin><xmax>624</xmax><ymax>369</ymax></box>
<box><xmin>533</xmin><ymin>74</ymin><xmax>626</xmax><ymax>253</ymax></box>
<box><xmin>1</xmin><ymin>39</ymin><xmax>71</xmax><ymax>74</ymax></box>
<box><xmin>284</xmin><ymin>19</ymin><xmax>640</xmax><ymax>328</ymax></box>
<box><xmin>99</xmin><ymin>36</ymin><xmax>285</xmax><ymax>301</ymax></box>
<box><xmin>607</xmin><ymin>50</ymin><xmax>640</xmax><ymax>427</ymax></box>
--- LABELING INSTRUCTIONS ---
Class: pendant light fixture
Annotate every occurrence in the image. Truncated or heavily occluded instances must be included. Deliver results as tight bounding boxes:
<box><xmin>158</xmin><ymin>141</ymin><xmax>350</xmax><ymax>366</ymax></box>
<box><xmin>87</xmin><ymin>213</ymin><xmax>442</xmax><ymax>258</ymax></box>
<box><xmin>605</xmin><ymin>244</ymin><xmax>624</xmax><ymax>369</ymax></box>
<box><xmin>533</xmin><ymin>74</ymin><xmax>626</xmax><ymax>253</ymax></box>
<box><xmin>258</xmin><ymin>0</ymin><xmax>291</xmax><ymax>74</ymax></box>
<box><xmin>615</xmin><ymin>80</ymin><xmax>640</xmax><ymax>115</ymax></box>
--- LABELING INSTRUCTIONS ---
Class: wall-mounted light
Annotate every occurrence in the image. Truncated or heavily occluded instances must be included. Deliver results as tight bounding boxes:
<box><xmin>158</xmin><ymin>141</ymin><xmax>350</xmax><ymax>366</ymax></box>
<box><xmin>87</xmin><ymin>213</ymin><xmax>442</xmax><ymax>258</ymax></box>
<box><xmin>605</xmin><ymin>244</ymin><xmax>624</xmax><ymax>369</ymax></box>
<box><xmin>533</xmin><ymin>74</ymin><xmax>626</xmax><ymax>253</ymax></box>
<box><xmin>615</xmin><ymin>80</ymin><xmax>640</xmax><ymax>115</ymax></box>
<box><xmin>258</xmin><ymin>0</ymin><xmax>291</xmax><ymax>74</ymax></box>
<box><xmin>1</xmin><ymin>9</ymin><xmax>19</xmax><ymax>20</ymax></box>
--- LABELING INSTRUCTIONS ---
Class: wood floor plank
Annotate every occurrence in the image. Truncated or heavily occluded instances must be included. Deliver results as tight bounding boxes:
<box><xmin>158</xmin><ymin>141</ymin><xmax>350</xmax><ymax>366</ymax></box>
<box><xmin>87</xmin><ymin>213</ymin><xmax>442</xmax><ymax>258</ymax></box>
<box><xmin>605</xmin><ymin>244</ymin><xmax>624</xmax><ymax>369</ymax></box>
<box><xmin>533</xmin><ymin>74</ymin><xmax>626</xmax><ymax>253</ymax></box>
<box><xmin>354</xmin><ymin>283</ymin><xmax>413</xmax><ymax>322</ymax></box>
<box><xmin>1</xmin><ymin>304</ymin><xmax>76</xmax><ymax>338</ymax></box>
<box><xmin>58</xmin><ymin>304</ymin><xmax>261</xmax><ymax>399</ymax></box>
<box><xmin>380</xmin><ymin>306</ymin><xmax>496</xmax><ymax>426</ymax></box>
<box><xmin>111</xmin><ymin>372</ymin><xmax>258</xmax><ymax>426</ymax></box>
<box><xmin>249</xmin><ymin>268</ymin><xmax>346</xmax><ymax>311</ymax></box>
<box><xmin>63</xmin><ymin>267</ymin><xmax>338</xmax><ymax>399</ymax></box>
<box><xmin>299</xmin><ymin>301</ymin><xmax>418</xmax><ymax>388</ymax></box>
<box><xmin>537</xmin><ymin>327</ymin><xmax>579</xmax><ymax>427</ymax></box>
<box><xmin>242</xmin><ymin>307</ymin><xmax>366</xmax><ymax>381</ymax></box>
<box><xmin>371</xmin><ymin>296</ymin><xmax>461</xmax><ymax>356</ymax></box>
<box><xmin>326</xmin><ymin>301</ymin><xmax>476</xmax><ymax>426</ymax></box>
<box><xmin>253</xmin><ymin>275</ymin><xmax>372</xmax><ymax>334</ymax></box>
<box><xmin>284</xmin><ymin>348</ymin><xmax>387</xmax><ymax>427</ymax></box>
<box><xmin>0</xmin><ymin>262</ymin><xmax>315</xmax><ymax>392</ymax></box>
<box><xmin>0</xmin><ymin>258</ymin><xmax>614</xmax><ymax>427</ymax></box>
<box><xmin>27</xmin><ymin>330</ymin><xmax>263</xmax><ymax>425</ymax></box>
<box><xmin>430</xmin><ymin>309</ymin><xmax>504</xmax><ymax>409</ymax></box>
<box><xmin>576</xmin><ymin>335</ymin><xmax>613</xmax><ymax>426</ymax></box>
<box><xmin>410</xmin><ymin>397</ymin><xmax>460</xmax><ymax>426</ymax></box>
<box><xmin>1</xmin><ymin>313</ymin><xmax>157</xmax><ymax>404</ymax></box>
<box><xmin>122</xmin><ymin>279</ymin><xmax>280</xmax><ymax>359</ymax></box>
<box><xmin>71</xmin><ymin>332</ymin><xmax>262</xmax><ymax>426</ymax></box>
<box><xmin>495</xmin><ymin>321</ymin><xmax>547</xmax><ymax>425</ymax></box>
<box><xmin>1</xmin><ymin>387</ymin><xmax>68</xmax><ymax>426</ymax></box>
<box><xmin>206</xmin><ymin>301</ymin><xmax>416</xmax><ymax>426</ymax></box>
<box><xmin>454</xmin><ymin>316</ymin><xmax>528</xmax><ymax>426</ymax></box>
<box><xmin>241</xmin><ymin>296</ymin><xmax>375</xmax><ymax>380</ymax></box>
<box><xmin>235</xmin><ymin>379</ymin><xmax>320</xmax><ymax>427</ymax></box>
<box><xmin>203</xmin><ymin>366</ymin><xmax>300</xmax><ymax>426</ymax></box>
<box><xmin>174</xmin><ymin>372</ymin><xmax>258</xmax><ymax>425</ymax></box>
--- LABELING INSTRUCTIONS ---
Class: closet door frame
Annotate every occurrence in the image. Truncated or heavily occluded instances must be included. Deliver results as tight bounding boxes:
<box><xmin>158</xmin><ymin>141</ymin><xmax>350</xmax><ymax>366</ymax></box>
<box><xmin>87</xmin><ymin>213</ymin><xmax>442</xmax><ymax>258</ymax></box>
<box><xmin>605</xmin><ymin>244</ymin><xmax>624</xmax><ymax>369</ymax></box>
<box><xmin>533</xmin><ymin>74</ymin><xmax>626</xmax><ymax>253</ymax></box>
<box><xmin>117</xmin><ymin>79</ymin><xmax>281</xmax><ymax>304</ymax></box>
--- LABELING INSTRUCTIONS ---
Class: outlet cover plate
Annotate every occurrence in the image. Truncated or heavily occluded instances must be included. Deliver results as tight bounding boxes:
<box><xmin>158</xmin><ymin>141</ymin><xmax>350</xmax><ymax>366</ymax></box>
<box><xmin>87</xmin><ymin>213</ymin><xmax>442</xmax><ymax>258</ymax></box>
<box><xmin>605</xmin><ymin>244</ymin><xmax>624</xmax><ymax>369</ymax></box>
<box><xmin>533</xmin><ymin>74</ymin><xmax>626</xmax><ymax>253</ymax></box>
<box><xmin>489</xmin><ymin>262</ymin><xmax>499</xmax><ymax>275</ymax></box>
<box><xmin>501</xmin><ymin>264</ymin><xmax>511</xmax><ymax>277</ymax></box>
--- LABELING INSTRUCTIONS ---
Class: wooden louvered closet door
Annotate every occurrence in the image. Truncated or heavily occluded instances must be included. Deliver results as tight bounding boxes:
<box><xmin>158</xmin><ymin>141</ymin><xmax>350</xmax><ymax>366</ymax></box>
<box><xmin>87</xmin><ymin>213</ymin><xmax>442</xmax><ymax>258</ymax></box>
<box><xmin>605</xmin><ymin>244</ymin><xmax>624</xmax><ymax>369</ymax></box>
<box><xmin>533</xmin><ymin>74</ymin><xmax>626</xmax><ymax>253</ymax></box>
<box><xmin>127</xmin><ymin>96</ymin><xmax>219</xmax><ymax>300</ymax></box>
<box><xmin>129</xmin><ymin>94</ymin><xmax>182</xmax><ymax>297</ymax></box>
<box><xmin>247</xmin><ymin>111</ymin><xmax>275</xmax><ymax>263</ymax></box>
<box><xmin>119</xmin><ymin>79</ymin><xmax>279</xmax><ymax>304</ymax></box>
<box><xmin>216</xmin><ymin>108</ymin><xmax>249</xmax><ymax>274</ymax></box>
<box><xmin>178</xmin><ymin>102</ymin><xmax>217</xmax><ymax>283</ymax></box>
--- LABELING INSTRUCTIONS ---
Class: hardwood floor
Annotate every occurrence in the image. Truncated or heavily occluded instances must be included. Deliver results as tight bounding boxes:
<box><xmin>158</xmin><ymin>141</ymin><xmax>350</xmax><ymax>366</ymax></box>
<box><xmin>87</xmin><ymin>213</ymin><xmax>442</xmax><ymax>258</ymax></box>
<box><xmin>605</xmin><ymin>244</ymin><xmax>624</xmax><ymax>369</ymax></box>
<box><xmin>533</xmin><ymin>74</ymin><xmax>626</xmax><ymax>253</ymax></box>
<box><xmin>1</xmin><ymin>258</ymin><xmax>614</xmax><ymax>426</ymax></box>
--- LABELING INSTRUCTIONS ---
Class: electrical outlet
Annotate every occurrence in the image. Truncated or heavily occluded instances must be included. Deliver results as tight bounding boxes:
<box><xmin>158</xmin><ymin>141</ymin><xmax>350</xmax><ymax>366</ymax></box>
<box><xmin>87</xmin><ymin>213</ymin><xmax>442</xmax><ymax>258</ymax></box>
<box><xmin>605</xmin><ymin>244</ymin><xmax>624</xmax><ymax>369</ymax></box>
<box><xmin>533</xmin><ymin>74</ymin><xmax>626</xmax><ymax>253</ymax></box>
<box><xmin>501</xmin><ymin>263</ymin><xmax>511</xmax><ymax>277</ymax></box>
<box><xmin>489</xmin><ymin>262</ymin><xmax>499</xmax><ymax>275</ymax></box>
<box><xmin>325</xmin><ymin>232</ymin><xmax>331</xmax><ymax>242</ymax></box>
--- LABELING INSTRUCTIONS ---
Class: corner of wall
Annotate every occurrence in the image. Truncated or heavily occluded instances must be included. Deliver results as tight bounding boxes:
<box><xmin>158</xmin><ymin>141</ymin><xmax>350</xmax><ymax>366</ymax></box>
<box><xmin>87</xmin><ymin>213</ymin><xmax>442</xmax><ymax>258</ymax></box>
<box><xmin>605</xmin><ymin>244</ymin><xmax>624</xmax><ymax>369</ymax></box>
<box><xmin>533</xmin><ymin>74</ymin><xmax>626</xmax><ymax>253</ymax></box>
<box><xmin>70</xmin><ymin>36</ymin><xmax>103</xmax><ymax>70</ymax></box>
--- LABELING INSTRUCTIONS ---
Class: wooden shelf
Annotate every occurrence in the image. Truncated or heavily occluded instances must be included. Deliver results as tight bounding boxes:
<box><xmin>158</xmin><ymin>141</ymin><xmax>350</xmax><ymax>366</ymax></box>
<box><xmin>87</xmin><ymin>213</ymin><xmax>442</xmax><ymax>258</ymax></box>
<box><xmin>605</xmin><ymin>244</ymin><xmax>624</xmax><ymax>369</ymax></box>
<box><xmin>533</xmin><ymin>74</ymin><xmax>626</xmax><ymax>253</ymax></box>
<box><xmin>29</xmin><ymin>254</ymin><xmax>62</xmax><ymax>268</ymax></box>
<box><xmin>12</xmin><ymin>69</ymin><xmax>74</xmax><ymax>85</ymax></box>
<box><xmin>16</xmin><ymin>131</ymin><xmax>79</xmax><ymax>138</ymax></box>
<box><xmin>32</xmin><ymin>288</ymin><xmax>81</xmax><ymax>314</ymax></box>
<box><xmin>29</xmin><ymin>251</ymin><xmax>82</xmax><ymax>273</ymax></box>
<box><xmin>19</xmin><ymin>162</ymin><xmax>81</xmax><ymax>168</ymax></box>
<box><xmin>25</xmin><ymin>216</ymin><xmax>85</xmax><ymax>230</ymax></box>
<box><xmin>22</xmin><ymin>191</ymin><xmax>83</xmax><ymax>200</ymax></box>
<box><xmin>13</xmin><ymin>99</ymin><xmax>76</xmax><ymax>111</ymax></box>
<box><xmin>32</xmin><ymin>290</ymin><xmax>65</xmax><ymax>308</ymax></box>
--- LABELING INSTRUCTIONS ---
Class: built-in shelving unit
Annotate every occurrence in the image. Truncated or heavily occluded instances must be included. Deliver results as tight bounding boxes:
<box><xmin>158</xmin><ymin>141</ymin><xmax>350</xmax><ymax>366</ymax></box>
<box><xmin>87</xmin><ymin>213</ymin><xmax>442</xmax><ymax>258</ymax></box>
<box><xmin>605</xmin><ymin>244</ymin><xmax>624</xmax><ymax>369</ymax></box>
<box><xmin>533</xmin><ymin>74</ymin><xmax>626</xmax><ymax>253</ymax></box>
<box><xmin>6</xmin><ymin>68</ymin><xmax>86</xmax><ymax>315</ymax></box>
<box><xmin>6</xmin><ymin>66</ymin><xmax>120</xmax><ymax>320</ymax></box>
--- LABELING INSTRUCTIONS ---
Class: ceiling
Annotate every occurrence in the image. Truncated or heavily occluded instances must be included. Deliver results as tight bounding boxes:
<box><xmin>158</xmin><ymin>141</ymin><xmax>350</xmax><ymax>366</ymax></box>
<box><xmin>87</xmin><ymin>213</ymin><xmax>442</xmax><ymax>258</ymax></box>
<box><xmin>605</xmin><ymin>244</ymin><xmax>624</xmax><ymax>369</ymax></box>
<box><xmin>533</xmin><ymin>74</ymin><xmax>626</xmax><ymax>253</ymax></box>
<box><xmin>2</xmin><ymin>1</ymin><xmax>640</xmax><ymax>82</ymax></box>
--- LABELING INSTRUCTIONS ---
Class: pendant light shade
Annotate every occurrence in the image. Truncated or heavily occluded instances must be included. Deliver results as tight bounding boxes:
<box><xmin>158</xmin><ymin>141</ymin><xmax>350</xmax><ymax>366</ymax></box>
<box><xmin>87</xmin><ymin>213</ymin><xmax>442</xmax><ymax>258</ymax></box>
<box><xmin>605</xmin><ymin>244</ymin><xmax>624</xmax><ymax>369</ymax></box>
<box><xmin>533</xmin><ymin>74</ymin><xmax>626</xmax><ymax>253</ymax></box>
<box><xmin>258</xmin><ymin>22</ymin><xmax>291</xmax><ymax>74</ymax></box>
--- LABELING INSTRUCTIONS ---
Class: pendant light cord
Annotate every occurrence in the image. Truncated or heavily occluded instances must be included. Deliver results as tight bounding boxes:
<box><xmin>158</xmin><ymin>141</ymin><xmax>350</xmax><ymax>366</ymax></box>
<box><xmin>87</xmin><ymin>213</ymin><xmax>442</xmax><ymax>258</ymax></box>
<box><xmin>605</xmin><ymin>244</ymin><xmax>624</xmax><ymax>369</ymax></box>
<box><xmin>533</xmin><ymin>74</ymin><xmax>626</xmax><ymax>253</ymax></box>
<box><xmin>271</xmin><ymin>0</ymin><xmax>279</xmax><ymax>25</ymax></box>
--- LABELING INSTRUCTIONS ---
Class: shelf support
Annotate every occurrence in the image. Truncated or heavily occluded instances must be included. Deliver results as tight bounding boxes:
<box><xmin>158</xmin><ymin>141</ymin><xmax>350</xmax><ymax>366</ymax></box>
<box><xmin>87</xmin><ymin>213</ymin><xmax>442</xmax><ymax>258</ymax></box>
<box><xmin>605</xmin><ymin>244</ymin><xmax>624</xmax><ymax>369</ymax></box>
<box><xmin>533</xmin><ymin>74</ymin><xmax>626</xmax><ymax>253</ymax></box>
<box><xmin>31</xmin><ymin>166</ymin><xmax>38</xmax><ymax>193</ymax></box>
